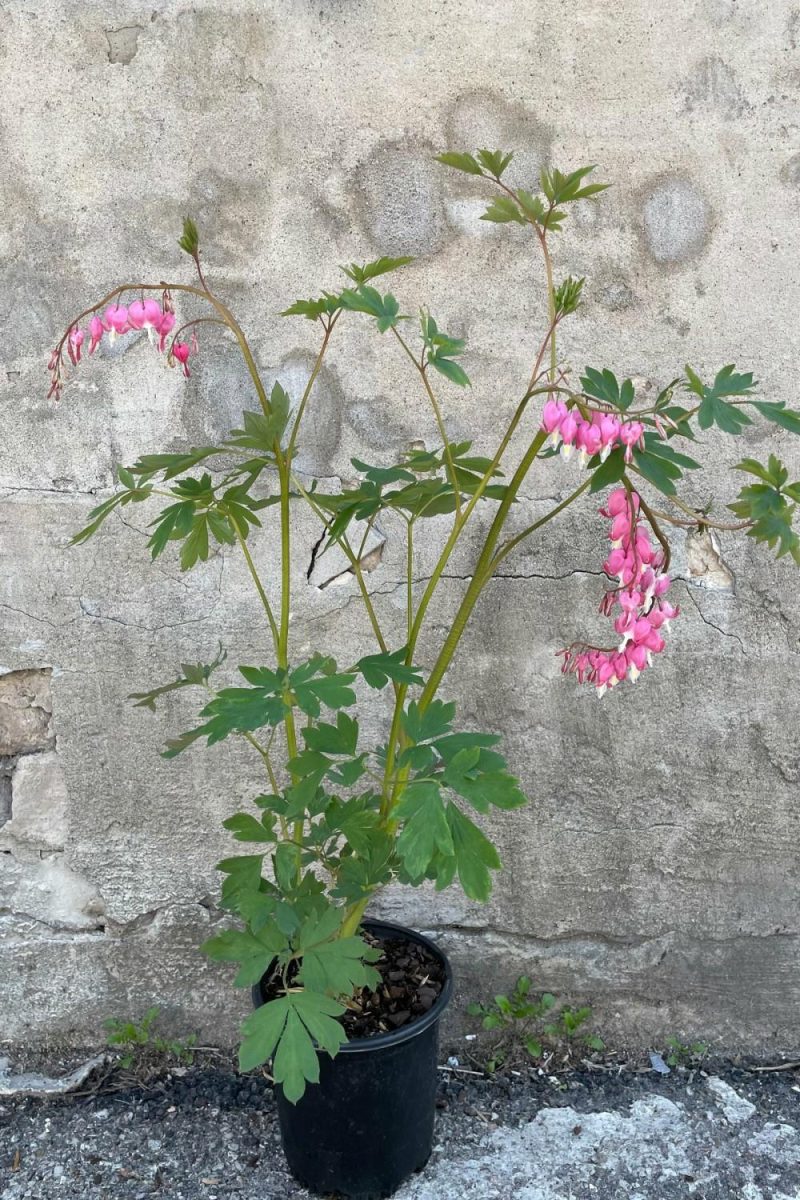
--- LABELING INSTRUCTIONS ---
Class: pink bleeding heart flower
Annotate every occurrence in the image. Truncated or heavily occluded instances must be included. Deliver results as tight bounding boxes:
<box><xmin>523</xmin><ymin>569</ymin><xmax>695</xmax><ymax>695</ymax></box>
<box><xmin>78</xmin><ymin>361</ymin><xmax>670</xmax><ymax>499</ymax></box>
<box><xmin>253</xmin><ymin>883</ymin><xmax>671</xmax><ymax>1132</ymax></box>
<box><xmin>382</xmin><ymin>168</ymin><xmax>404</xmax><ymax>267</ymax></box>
<box><xmin>103</xmin><ymin>305</ymin><xmax>129</xmax><ymax>342</ymax></box>
<box><xmin>576</xmin><ymin>421</ymin><xmax>602</xmax><ymax>466</ymax></box>
<box><xmin>157</xmin><ymin>311</ymin><xmax>176</xmax><ymax>352</ymax></box>
<box><xmin>557</xmin><ymin>486</ymin><xmax>676</xmax><ymax>695</ymax></box>
<box><xmin>541</xmin><ymin>399</ymin><xmax>567</xmax><ymax>441</ymax></box>
<box><xmin>619</xmin><ymin>420</ymin><xmax>644</xmax><ymax>463</ymax></box>
<box><xmin>143</xmin><ymin>298</ymin><xmax>163</xmax><ymax>326</ymax></box>
<box><xmin>606</xmin><ymin>488</ymin><xmax>629</xmax><ymax>517</ymax></box>
<box><xmin>604</xmin><ymin>547</ymin><xmax>627</xmax><ymax>577</ymax></box>
<box><xmin>597</xmin><ymin>414</ymin><xmax>621</xmax><ymax>460</ymax></box>
<box><xmin>559</xmin><ymin>412</ymin><xmax>579</xmax><ymax>459</ymax></box>
<box><xmin>626</xmin><ymin>643</ymin><xmax>649</xmax><ymax>680</ymax></box>
<box><xmin>171</xmin><ymin>341</ymin><xmax>192</xmax><ymax>377</ymax></box>
<box><xmin>88</xmin><ymin>315</ymin><xmax>104</xmax><ymax>355</ymax></box>
<box><xmin>127</xmin><ymin>300</ymin><xmax>147</xmax><ymax>329</ymax></box>
<box><xmin>67</xmin><ymin>327</ymin><xmax>84</xmax><ymax>365</ymax></box>
<box><xmin>609</xmin><ymin>512</ymin><xmax>632</xmax><ymax>545</ymax></box>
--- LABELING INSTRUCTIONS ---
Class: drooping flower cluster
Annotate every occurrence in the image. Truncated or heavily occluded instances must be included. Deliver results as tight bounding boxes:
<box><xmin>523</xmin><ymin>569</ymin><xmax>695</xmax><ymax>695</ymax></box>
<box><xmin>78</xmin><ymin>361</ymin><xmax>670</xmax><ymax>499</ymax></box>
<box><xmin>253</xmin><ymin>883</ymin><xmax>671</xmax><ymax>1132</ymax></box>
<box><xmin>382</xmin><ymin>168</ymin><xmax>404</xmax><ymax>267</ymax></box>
<box><xmin>541</xmin><ymin>399</ymin><xmax>645</xmax><ymax>466</ymax></box>
<box><xmin>48</xmin><ymin>292</ymin><xmax>196</xmax><ymax>400</ymax></box>
<box><xmin>558</xmin><ymin>487</ymin><xmax>678</xmax><ymax>696</ymax></box>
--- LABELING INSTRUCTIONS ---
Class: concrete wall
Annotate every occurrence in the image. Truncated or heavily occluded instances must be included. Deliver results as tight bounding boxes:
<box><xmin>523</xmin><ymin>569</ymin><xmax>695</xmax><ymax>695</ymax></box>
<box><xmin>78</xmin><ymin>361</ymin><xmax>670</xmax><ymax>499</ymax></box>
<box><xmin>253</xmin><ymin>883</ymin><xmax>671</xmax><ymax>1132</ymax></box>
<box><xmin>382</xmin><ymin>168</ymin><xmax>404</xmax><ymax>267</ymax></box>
<box><xmin>2</xmin><ymin>0</ymin><xmax>799</xmax><ymax>1055</ymax></box>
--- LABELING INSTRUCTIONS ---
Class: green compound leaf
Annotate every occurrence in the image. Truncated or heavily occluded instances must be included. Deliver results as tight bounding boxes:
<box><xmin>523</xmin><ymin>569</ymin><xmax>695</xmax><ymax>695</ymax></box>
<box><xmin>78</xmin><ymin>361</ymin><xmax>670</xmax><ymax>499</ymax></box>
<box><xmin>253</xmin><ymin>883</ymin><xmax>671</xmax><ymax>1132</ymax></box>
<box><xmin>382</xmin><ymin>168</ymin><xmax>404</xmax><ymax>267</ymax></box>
<box><xmin>442</xmin><ymin>750</ymin><xmax>527</xmax><ymax>814</ymax></box>
<box><xmin>201</xmin><ymin>925</ymin><xmax>284</xmax><ymax>988</ymax></box>
<box><xmin>429</xmin><ymin>356</ymin><xmax>471</xmax><ymax>387</ymax></box>
<box><xmin>339</xmin><ymin>285</ymin><xmax>405</xmax><ymax>333</ymax></box>
<box><xmin>751</xmin><ymin>401</ymin><xmax>800</xmax><ymax>435</ymax></box>
<box><xmin>291</xmin><ymin>658</ymin><xmax>357</xmax><ymax>718</ymax></box>
<box><xmin>296</xmin><ymin>913</ymin><xmax>380</xmax><ymax>996</ymax></box>
<box><xmin>729</xmin><ymin>457</ymin><xmax>800</xmax><ymax>565</ymax></box>
<box><xmin>580</xmin><ymin>367</ymin><xmax>634</xmax><ymax>411</ymax></box>
<box><xmin>480</xmin><ymin>196</ymin><xmax>526</xmax><ymax>225</ymax></box>
<box><xmin>239</xmin><ymin>990</ymin><xmax>348</xmax><ymax>1102</ymax></box>
<box><xmin>475</xmin><ymin>149</ymin><xmax>515</xmax><ymax>178</ymax></box>
<box><xmin>222</xmin><ymin>812</ymin><xmax>276</xmax><ymax>843</ymax></box>
<box><xmin>630</xmin><ymin>447</ymin><xmax>682</xmax><ymax>497</ymax></box>
<box><xmin>127</xmin><ymin>447</ymin><xmax>224</xmax><ymax>482</ymax></box>
<box><xmin>445</xmin><ymin>803</ymin><xmax>501</xmax><ymax>903</ymax></box>
<box><xmin>588</xmin><ymin>447</ymin><xmax>626</xmax><ymax>494</ymax></box>
<box><xmin>736</xmin><ymin>455</ymin><xmax>789</xmax><ymax>488</ymax></box>
<box><xmin>302</xmin><ymin>711</ymin><xmax>359</xmax><ymax>756</ymax></box>
<box><xmin>128</xmin><ymin>646</ymin><xmax>226</xmax><ymax>711</ymax></box>
<box><xmin>435</xmin><ymin>151</ymin><xmax>484</xmax><ymax>176</ymax></box>
<box><xmin>402</xmin><ymin>699</ymin><xmax>456</xmax><ymax>746</ymax></box>
<box><xmin>280</xmin><ymin>293</ymin><xmax>343</xmax><ymax>320</ymax></box>
<box><xmin>340</xmin><ymin>256</ymin><xmax>413</xmax><ymax>285</ymax></box>
<box><xmin>356</xmin><ymin>647</ymin><xmax>424</xmax><ymax>690</ymax></box>
<box><xmin>225</xmin><ymin>387</ymin><xmax>291</xmax><ymax>453</ymax></box>
<box><xmin>686</xmin><ymin>363</ymin><xmax>757</xmax><ymax>435</ymax></box>
<box><xmin>394</xmin><ymin>781</ymin><xmax>454</xmax><ymax>880</ymax></box>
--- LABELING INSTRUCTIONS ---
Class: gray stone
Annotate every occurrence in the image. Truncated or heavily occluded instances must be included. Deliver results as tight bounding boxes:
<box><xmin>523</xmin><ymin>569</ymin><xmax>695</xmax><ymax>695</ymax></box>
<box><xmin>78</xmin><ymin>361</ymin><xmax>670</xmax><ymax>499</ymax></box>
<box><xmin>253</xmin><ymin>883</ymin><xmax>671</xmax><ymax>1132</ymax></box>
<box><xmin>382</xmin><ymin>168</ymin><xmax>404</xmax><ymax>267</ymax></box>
<box><xmin>2</xmin><ymin>750</ymin><xmax>68</xmax><ymax>853</ymax></box>
<box><xmin>355</xmin><ymin>143</ymin><xmax>449</xmax><ymax>258</ymax></box>
<box><xmin>685</xmin><ymin>527</ymin><xmax>736</xmax><ymax>591</ymax></box>
<box><xmin>781</xmin><ymin>153</ymin><xmax>800</xmax><ymax>188</ymax></box>
<box><xmin>707</xmin><ymin>1076</ymin><xmax>757</xmax><ymax>1124</ymax></box>
<box><xmin>642</xmin><ymin>178</ymin><xmax>712</xmax><ymax>264</ymax></box>
<box><xmin>105</xmin><ymin>26</ymin><xmax>141</xmax><ymax>65</ymax></box>
<box><xmin>0</xmin><ymin>670</ymin><xmax>53</xmax><ymax>756</ymax></box>
<box><xmin>681</xmin><ymin>56</ymin><xmax>747</xmax><ymax>118</ymax></box>
<box><xmin>0</xmin><ymin>854</ymin><xmax>105</xmax><ymax>934</ymax></box>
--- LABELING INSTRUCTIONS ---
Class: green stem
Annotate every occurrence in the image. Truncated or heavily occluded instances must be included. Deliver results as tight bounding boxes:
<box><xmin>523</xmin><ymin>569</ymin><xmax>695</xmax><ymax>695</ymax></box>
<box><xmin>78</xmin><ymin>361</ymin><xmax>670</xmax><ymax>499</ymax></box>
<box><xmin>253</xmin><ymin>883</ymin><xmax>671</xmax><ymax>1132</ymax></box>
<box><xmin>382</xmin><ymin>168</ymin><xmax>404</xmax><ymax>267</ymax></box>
<box><xmin>417</xmin><ymin>428</ymin><xmax>549</xmax><ymax>710</ymax></box>
<box><xmin>492</xmin><ymin>479</ymin><xmax>591</xmax><ymax>568</ymax></box>
<box><xmin>538</xmin><ymin>232</ymin><xmax>557</xmax><ymax>383</ymax></box>
<box><xmin>407</xmin><ymin>519</ymin><xmax>414</xmax><ymax>643</ymax></box>
<box><xmin>392</xmin><ymin>327</ymin><xmax>462</xmax><ymax>518</ymax></box>
<box><xmin>230</xmin><ymin>518</ymin><xmax>280</xmax><ymax>652</ymax></box>
<box><xmin>286</xmin><ymin>318</ymin><xmax>337</xmax><ymax>463</ymax></box>
<box><xmin>340</xmin><ymin>895</ymin><xmax>371</xmax><ymax>938</ymax></box>
<box><xmin>379</xmin><ymin>380</ymin><xmax>564</xmax><ymax>814</ymax></box>
<box><xmin>290</xmin><ymin>472</ymin><xmax>390</xmax><ymax>656</ymax></box>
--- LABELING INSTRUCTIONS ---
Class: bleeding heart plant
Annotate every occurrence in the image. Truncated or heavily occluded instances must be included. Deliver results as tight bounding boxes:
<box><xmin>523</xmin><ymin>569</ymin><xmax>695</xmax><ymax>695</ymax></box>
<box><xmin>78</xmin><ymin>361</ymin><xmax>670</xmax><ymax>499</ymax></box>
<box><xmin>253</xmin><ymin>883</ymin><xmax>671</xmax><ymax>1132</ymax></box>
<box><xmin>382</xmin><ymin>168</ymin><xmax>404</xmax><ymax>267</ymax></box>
<box><xmin>49</xmin><ymin>152</ymin><xmax>800</xmax><ymax>1100</ymax></box>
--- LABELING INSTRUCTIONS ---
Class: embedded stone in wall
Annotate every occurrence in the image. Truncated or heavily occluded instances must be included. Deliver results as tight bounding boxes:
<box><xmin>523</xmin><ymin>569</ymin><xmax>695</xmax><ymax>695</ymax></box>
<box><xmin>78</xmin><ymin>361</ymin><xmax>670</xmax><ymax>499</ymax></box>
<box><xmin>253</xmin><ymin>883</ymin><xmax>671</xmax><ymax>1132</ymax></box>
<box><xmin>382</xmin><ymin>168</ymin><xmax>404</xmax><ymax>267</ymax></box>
<box><xmin>780</xmin><ymin>153</ymin><xmax>800</xmax><ymax>188</ymax></box>
<box><xmin>0</xmin><ymin>855</ymin><xmax>105</xmax><ymax>936</ymax></box>
<box><xmin>278</xmin><ymin>353</ymin><xmax>343</xmax><ymax>477</ymax></box>
<box><xmin>105</xmin><ymin>25</ymin><xmax>142</xmax><ymax>65</ymax></box>
<box><xmin>356</xmin><ymin>143</ymin><xmax>448</xmax><ymax>257</ymax></box>
<box><xmin>1</xmin><ymin>751</ymin><xmax>68</xmax><ymax>854</ymax></box>
<box><xmin>445</xmin><ymin>90</ymin><xmax>552</xmax><ymax>191</ymax></box>
<box><xmin>641</xmin><ymin>178</ymin><xmax>711</xmax><ymax>265</ymax></box>
<box><xmin>686</xmin><ymin>527</ymin><xmax>735</xmax><ymax>591</ymax></box>
<box><xmin>681</xmin><ymin>56</ymin><xmax>746</xmax><ymax>119</ymax></box>
<box><xmin>0</xmin><ymin>764</ymin><xmax>11</xmax><ymax>827</ymax></box>
<box><xmin>0</xmin><ymin>669</ymin><xmax>54</xmax><ymax>756</ymax></box>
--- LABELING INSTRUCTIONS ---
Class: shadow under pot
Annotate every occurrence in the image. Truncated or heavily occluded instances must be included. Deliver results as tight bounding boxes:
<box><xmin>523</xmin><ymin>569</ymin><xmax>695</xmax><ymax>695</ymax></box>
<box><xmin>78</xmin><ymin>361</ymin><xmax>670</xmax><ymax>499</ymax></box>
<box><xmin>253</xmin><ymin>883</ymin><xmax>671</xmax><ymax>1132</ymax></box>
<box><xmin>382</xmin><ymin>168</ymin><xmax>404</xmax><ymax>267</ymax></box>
<box><xmin>251</xmin><ymin>918</ymin><xmax>453</xmax><ymax>1200</ymax></box>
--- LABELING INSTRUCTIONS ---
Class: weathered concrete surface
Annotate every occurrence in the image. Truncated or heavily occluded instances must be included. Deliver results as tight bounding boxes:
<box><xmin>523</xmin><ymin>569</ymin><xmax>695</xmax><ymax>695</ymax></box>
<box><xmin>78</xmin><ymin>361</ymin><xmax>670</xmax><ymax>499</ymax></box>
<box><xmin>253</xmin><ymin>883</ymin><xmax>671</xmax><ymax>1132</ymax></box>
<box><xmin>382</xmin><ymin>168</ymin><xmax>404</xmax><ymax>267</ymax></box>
<box><xmin>1</xmin><ymin>0</ymin><xmax>799</xmax><ymax>1054</ymax></box>
<box><xmin>2</xmin><ymin>1065</ymin><xmax>800</xmax><ymax>1198</ymax></box>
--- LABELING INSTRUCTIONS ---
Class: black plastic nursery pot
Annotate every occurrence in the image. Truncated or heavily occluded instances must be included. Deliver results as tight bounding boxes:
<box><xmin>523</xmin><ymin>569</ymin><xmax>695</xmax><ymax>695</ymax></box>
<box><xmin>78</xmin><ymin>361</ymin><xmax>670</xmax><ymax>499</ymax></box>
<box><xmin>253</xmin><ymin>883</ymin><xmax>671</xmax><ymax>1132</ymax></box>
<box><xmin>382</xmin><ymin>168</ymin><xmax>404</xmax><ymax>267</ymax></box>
<box><xmin>251</xmin><ymin>918</ymin><xmax>453</xmax><ymax>1200</ymax></box>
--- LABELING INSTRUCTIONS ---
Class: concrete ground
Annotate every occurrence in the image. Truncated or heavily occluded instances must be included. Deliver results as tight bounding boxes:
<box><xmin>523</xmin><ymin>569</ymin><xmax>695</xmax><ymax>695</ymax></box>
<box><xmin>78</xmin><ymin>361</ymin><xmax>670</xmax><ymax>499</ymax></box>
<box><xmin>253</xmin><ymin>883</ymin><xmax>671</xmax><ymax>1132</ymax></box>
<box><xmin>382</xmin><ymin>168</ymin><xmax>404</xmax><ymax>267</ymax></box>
<box><xmin>1</xmin><ymin>1059</ymin><xmax>799</xmax><ymax>1199</ymax></box>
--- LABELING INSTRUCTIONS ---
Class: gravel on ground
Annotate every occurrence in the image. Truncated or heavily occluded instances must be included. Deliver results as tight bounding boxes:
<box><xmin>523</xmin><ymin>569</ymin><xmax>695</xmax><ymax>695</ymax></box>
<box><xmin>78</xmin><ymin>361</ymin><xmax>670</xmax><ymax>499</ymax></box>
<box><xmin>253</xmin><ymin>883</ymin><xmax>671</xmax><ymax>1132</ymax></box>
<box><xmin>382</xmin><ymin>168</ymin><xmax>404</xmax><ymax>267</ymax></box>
<box><xmin>1</xmin><ymin>1056</ymin><xmax>799</xmax><ymax>1199</ymax></box>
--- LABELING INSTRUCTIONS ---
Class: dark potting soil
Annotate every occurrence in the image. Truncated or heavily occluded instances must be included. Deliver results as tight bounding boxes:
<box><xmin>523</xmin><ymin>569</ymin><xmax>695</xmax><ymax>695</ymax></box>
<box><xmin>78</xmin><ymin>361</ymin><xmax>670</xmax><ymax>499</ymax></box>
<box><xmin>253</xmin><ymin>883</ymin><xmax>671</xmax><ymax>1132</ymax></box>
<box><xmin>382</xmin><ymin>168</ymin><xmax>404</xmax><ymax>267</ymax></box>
<box><xmin>261</xmin><ymin>932</ymin><xmax>446</xmax><ymax>1040</ymax></box>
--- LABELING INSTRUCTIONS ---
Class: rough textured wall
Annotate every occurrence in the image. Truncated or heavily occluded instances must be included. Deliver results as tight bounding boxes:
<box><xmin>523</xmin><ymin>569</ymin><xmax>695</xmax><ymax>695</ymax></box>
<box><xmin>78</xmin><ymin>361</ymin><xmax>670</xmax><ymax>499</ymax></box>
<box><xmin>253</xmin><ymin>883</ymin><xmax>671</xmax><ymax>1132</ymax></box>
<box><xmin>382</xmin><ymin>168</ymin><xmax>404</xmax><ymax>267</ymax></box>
<box><xmin>1</xmin><ymin>0</ymin><xmax>799</xmax><ymax>1054</ymax></box>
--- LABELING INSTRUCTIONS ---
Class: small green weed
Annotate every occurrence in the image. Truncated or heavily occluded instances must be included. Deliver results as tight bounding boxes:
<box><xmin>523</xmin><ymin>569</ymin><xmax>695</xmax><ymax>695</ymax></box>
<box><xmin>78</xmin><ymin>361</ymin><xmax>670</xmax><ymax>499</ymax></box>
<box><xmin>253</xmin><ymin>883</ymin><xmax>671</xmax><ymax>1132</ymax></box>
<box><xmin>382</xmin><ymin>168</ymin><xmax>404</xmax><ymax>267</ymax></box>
<box><xmin>467</xmin><ymin>976</ymin><xmax>604</xmax><ymax>1072</ymax></box>
<box><xmin>104</xmin><ymin>1006</ymin><xmax>197</xmax><ymax>1070</ymax></box>
<box><xmin>664</xmin><ymin>1035</ymin><xmax>709</xmax><ymax>1068</ymax></box>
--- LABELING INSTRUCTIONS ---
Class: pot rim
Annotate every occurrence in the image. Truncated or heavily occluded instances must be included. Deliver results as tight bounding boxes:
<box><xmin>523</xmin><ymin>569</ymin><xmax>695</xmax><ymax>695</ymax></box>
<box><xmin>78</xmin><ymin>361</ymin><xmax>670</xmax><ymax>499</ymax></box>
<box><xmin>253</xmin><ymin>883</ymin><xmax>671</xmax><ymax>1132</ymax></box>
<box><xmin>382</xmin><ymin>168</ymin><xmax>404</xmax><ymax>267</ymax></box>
<box><xmin>251</xmin><ymin>917</ymin><xmax>453</xmax><ymax>1054</ymax></box>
